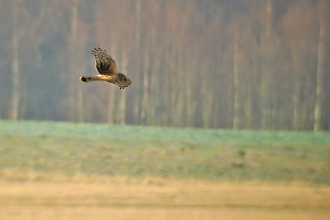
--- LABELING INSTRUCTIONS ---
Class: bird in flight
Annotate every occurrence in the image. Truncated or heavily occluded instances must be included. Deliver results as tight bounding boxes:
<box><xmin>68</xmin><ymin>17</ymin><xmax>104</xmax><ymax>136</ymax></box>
<box><xmin>80</xmin><ymin>47</ymin><xmax>132</xmax><ymax>89</ymax></box>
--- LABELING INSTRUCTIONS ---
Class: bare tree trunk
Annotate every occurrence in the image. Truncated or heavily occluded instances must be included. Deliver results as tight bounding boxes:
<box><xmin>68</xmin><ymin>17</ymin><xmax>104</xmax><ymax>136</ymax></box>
<box><xmin>107</xmin><ymin>85</ymin><xmax>115</xmax><ymax>124</ymax></box>
<box><xmin>292</xmin><ymin>55</ymin><xmax>302</xmax><ymax>130</ymax></box>
<box><xmin>148</xmin><ymin>50</ymin><xmax>161</xmax><ymax>125</ymax></box>
<box><xmin>185</xmin><ymin>48</ymin><xmax>198</xmax><ymax>127</ymax></box>
<box><xmin>68</xmin><ymin>0</ymin><xmax>79</xmax><ymax>122</ymax></box>
<box><xmin>232</xmin><ymin>32</ymin><xmax>240</xmax><ymax>129</ymax></box>
<box><xmin>131</xmin><ymin>0</ymin><xmax>142</xmax><ymax>125</ymax></box>
<box><xmin>314</xmin><ymin>0</ymin><xmax>329</xmax><ymax>131</ymax></box>
<box><xmin>202</xmin><ymin>80</ymin><xmax>213</xmax><ymax>128</ymax></box>
<box><xmin>77</xmin><ymin>64</ymin><xmax>84</xmax><ymax>123</ymax></box>
<box><xmin>140</xmin><ymin>50</ymin><xmax>150</xmax><ymax>124</ymax></box>
<box><xmin>245</xmin><ymin>66</ymin><xmax>253</xmax><ymax>129</ymax></box>
<box><xmin>135</xmin><ymin>0</ymin><xmax>141</xmax><ymax>48</ymax></box>
<box><xmin>11</xmin><ymin>0</ymin><xmax>20</xmax><ymax>121</ymax></box>
<box><xmin>118</xmin><ymin>89</ymin><xmax>127</xmax><ymax>125</ymax></box>
<box><xmin>260</xmin><ymin>0</ymin><xmax>273</xmax><ymax>130</ymax></box>
<box><xmin>185</xmin><ymin>76</ymin><xmax>192</xmax><ymax>127</ymax></box>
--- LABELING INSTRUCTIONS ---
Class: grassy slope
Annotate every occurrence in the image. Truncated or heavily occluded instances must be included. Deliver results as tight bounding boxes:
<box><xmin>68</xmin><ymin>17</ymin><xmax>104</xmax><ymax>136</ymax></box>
<box><xmin>0</xmin><ymin>120</ymin><xmax>329</xmax><ymax>184</ymax></box>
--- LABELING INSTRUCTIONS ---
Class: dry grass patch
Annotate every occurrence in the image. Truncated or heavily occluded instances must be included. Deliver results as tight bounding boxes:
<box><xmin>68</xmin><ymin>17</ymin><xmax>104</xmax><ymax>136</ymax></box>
<box><xmin>0</xmin><ymin>177</ymin><xmax>329</xmax><ymax>220</ymax></box>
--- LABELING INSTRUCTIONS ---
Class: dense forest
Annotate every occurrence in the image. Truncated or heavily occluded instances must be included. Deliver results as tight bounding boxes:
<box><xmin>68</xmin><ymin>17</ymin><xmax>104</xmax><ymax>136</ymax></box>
<box><xmin>0</xmin><ymin>0</ymin><xmax>330</xmax><ymax>130</ymax></box>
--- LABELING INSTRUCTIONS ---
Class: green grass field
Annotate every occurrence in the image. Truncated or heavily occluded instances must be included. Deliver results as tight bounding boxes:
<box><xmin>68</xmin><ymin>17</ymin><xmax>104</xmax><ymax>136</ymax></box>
<box><xmin>0</xmin><ymin>120</ymin><xmax>329</xmax><ymax>184</ymax></box>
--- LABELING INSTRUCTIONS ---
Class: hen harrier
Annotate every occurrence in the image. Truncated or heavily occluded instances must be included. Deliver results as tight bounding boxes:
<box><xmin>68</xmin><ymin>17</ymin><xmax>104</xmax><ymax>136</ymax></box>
<box><xmin>80</xmin><ymin>47</ymin><xmax>132</xmax><ymax>89</ymax></box>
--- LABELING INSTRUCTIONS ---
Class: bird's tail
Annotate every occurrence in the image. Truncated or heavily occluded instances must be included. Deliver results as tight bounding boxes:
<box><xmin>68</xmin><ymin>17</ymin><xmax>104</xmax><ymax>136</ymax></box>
<box><xmin>80</xmin><ymin>76</ymin><xmax>92</xmax><ymax>83</ymax></box>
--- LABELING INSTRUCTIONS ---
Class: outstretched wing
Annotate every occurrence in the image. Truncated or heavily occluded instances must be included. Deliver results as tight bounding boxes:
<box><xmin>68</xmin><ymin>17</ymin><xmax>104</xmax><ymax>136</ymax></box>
<box><xmin>91</xmin><ymin>47</ymin><xmax>117</xmax><ymax>75</ymax></box>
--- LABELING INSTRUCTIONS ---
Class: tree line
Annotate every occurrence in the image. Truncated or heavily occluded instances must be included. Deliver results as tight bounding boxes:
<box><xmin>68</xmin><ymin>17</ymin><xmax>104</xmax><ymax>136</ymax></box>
<box><xmin>0</xmin><ymin>0</ymin><xmax>329</xmax><ymax>130</ymax></box>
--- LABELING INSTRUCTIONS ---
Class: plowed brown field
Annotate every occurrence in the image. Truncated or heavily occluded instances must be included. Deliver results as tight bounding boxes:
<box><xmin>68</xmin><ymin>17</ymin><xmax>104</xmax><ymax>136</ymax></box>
<box><xmin>0</xmin><ymin>178</ymin><xmax>329</xmax><ymax>220</ymax></box>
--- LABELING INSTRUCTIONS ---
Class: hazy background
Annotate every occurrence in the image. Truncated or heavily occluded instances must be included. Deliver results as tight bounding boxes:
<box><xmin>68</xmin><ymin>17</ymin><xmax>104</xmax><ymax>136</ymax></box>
<box><xmin>1</xmin><ymin>0</ymin><xmax>330</xmax><ymax>130</ymax></box>
<box><xmin>1</xmin><ymin>2</ymin><xmax>330</xmax><ymax>218</ymax></box>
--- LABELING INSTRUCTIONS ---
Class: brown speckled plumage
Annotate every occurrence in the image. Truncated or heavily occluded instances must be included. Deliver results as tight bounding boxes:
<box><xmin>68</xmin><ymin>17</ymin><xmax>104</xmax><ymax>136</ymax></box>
<box><xmin>80</xmin><ymin>47</ymin><xmax>132</xmax><ymax>89</ymax></box>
